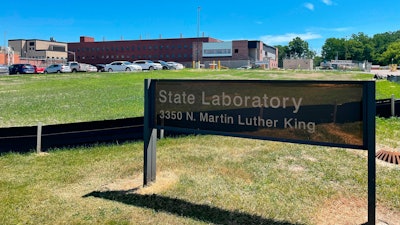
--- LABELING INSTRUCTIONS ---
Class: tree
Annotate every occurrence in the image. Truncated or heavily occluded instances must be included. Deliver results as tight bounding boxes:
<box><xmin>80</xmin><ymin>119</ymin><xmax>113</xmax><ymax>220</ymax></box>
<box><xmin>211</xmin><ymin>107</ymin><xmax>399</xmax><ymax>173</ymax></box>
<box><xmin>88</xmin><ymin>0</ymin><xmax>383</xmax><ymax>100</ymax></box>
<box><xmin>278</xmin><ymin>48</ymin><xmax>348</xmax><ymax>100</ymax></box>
<box><xmin>288</xmin><ymin>37</ymin><xmax>310</xmax><ymax>58</ymax></box>
<box><xmin>321</xmin><ymin>38</ymin><xmax>346</xmax><ymax>60</ymax></box>
<box><xmin>275</xmin><ymin>45</ymin><xmax>290</xmax><ymax>68</ymax></box>
<box><xmin>380</xmin><ymin>41</ymin><xmax>400</xmax><ymax>65</ymax></box>
<box><xmin>350</xmin><ymin>32</ymin><xmax>373</xmax><ymax>62</ymax></box>
<box><xmin>347</xmin><ymin>39</ymin><xmax>364</xmax><ymax>61</ymax></box>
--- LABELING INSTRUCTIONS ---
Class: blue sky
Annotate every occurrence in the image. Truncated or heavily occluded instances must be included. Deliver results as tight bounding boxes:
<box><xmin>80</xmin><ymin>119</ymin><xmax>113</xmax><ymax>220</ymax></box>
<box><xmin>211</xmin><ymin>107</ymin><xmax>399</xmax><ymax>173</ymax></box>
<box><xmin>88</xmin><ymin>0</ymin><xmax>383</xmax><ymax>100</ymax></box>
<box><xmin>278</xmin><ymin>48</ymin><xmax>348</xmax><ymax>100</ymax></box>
<box><xmin>1</xmin><ymin>0</ymin><xmax>399</xmax><ymax>55</ymax></box>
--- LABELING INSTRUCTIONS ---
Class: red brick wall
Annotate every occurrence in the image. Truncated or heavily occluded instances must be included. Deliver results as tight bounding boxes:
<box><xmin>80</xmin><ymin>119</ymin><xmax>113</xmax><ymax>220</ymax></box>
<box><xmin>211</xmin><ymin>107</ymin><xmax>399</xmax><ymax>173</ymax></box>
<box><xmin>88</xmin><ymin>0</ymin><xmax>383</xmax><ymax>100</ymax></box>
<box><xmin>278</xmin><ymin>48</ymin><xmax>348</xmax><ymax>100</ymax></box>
<box><xmin>69</xmin><ymin>37</ymin><xmax>219</xmax><ymax>65</ymax></box>
<box><xmin>0</xmin><ymin>53</ymin><xmax>20</xmax><ymax>65</ymax></box>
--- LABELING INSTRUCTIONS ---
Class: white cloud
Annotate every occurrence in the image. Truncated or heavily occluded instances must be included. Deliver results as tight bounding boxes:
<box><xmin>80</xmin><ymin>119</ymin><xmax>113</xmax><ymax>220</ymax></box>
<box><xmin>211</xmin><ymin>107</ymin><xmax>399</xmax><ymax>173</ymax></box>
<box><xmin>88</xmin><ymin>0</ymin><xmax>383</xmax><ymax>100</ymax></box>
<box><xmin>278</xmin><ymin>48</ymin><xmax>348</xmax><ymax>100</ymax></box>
<box><xmin>260</xmin><ymin>32</ymin><xmax>323</xmax><ymax>45</ymax></box>
<box><xmin>322</xmin><ymin>0</ymin><xmax>333</xmax><ymax>6</ymax></box>
<box><xmin>304</xmin><ymin>3</ymin><xmax>314</xmax><ymax>11</ymax></box>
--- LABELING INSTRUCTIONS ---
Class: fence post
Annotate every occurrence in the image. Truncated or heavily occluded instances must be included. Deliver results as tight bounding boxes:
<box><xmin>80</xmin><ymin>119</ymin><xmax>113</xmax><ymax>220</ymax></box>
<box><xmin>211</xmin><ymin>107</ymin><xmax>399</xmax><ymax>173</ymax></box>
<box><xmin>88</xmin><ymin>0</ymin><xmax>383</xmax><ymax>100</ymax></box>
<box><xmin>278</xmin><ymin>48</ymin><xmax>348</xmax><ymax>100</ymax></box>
<box><xmin>36</xmin><ymin>122</ymin><xmax>42</xmax><ymax>153</ymax></box>
<box><xmin>391</xmin><ymin>94</ymin><xmax>395</xmax><ymax>117</ymax></box>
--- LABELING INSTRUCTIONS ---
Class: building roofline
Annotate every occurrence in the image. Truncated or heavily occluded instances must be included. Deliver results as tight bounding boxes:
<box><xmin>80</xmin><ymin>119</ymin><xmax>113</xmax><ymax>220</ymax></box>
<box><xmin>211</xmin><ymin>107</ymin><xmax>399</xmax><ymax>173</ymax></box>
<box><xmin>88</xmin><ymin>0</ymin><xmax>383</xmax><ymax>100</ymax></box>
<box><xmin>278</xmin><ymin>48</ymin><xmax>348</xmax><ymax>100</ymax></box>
<box><xmin>8</xmin><ymin>39</ymin><xmax>67</xmax><ymax>44</ymax></box>
<box><xmin>68</xmin><ymin>36</ymin><xmax>222</xmax><ymax>44</ymax></box>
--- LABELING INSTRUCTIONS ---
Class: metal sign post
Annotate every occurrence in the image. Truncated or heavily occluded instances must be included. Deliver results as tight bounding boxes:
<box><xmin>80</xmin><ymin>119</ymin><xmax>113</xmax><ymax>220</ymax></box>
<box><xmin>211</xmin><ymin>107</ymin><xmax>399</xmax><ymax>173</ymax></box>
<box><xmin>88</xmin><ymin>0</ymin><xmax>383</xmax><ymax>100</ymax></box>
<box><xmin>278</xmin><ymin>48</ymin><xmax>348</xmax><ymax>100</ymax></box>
<box><xmin>366</xmin><ymin>82</ymin><xmax>376</xmax><ymax>225</ymax></box>
<box><xmin>143</xmin><ymin>79</ymin><xmax>157</xmax><ymax>186</ymax></box>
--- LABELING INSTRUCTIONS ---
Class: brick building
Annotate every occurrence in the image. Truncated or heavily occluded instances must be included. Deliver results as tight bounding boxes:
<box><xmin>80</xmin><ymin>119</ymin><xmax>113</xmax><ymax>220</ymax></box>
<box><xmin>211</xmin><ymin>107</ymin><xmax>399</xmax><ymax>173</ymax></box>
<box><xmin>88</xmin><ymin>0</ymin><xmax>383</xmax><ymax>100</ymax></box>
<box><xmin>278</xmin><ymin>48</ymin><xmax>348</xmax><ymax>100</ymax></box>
<box><xmin>68</xmin><ymin>36</ymin><xmax>278</xmax><ymax>69</ymax></box>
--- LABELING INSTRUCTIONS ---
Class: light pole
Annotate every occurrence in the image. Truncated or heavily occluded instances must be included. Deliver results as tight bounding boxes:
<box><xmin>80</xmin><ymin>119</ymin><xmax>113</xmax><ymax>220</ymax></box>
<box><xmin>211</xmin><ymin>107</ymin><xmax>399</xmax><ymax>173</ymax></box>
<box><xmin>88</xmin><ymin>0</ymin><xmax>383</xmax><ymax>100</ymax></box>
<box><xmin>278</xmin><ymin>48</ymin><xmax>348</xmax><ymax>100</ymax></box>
<box><xmin>196</xmin><ymin>6</ymin><xmax>201</xmax><ymax>69</ymax></box>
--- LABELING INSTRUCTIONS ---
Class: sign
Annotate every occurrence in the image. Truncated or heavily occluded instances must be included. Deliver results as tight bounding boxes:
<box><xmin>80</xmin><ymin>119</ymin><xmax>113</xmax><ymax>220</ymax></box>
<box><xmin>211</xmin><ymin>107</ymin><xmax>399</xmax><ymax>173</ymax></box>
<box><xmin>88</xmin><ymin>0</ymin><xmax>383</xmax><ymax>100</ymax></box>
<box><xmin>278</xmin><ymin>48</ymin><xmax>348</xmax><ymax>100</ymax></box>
<box><xmin>144</xmin><ymin>79</ymin><xmax>376</xmax><ymax>224</ymax></box>
<box><xmin>153</xmin><ymin>80</ymin><xmax>369</xmax><ymax>149</ymax></box>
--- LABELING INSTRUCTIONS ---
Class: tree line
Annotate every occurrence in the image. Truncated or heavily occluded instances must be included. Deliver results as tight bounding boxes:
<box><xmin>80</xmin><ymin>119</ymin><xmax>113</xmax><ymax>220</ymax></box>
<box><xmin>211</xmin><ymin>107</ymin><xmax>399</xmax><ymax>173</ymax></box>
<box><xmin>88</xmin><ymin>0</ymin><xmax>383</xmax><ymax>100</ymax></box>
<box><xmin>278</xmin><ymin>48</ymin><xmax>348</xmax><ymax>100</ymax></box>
<box><xmin>275</xmin><ymin>30</ymin><xmax>400</xmax><ymax>68</ymax></box>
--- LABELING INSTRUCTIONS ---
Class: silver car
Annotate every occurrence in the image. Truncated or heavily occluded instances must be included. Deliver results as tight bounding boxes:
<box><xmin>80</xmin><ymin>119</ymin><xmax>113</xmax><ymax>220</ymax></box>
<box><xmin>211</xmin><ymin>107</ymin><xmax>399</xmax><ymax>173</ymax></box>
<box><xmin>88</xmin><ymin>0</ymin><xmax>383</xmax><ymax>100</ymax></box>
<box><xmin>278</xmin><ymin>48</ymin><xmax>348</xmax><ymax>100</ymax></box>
<box><xmin>44</xmin><ymin>64</ymin><xmax>72</xmax><ymax>73</ymax></box>
<box><xmin>104</xmin><ymin>61</ymin><xmax>142</xmax><ymax>72</ymax></box>
<box><xmin>0</xmin><ymin>64</ymin><xmax>9</xmax><ymax>75</ymax></box>
<box><xmin>133</xmin><ymin>60</ymin><xmax>162</xmax><ymax>70</ymax></box>
<box><xmin>166</xmin><ymin>61</ymin><xmax>184</xmax><ymax>70</ymax></box>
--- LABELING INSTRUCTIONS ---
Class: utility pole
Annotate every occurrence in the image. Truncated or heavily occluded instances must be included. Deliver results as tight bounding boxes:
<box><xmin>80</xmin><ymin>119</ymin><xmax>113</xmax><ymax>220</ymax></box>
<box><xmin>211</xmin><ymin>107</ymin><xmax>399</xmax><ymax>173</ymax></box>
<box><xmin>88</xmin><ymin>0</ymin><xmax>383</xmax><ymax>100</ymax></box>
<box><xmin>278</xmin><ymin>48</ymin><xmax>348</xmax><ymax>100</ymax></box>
<box><xmin>196</xmin><ymin>6</ymin><xmax>201</xmax><ymax>69</ymax></box>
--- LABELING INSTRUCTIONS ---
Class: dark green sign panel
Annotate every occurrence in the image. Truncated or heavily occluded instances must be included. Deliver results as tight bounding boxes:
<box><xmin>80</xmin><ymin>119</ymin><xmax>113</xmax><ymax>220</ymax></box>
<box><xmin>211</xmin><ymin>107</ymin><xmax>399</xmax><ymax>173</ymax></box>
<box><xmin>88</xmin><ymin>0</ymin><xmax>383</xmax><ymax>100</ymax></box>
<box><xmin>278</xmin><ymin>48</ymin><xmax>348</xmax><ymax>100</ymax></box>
<box><xmin>153</xmin><ymin>80</ymin><xmax>370</xmax><ymax>149</ymax></box>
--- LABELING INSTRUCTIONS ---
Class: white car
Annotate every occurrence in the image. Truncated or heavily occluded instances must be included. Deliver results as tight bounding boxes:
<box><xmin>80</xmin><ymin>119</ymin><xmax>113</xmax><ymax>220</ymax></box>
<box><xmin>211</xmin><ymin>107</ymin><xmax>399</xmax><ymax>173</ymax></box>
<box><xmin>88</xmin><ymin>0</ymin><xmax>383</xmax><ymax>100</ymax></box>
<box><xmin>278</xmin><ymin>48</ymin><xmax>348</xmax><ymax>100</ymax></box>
<box><xmin>166</xmin><ymin>61</ymin><xmax>184</xmax><ymax>70</ymax></box>
<box><xmin>44</xmin><ymin>64</ymin><xmax>72</xmax><ymax>73</ymax></box>
<box><xmin>133</xmin><ymin>60</ymin><xmax>162</xmax><ymax>70</ymax></box>
<box><xmin>104</xmin><ymin>61</ymin><xmax>142</xmax><ymax>72</ymax></box>
<box><xmin>86</xmin><ymin>65</ymin><xmax>98</xmax><ymax>72</ymax></box>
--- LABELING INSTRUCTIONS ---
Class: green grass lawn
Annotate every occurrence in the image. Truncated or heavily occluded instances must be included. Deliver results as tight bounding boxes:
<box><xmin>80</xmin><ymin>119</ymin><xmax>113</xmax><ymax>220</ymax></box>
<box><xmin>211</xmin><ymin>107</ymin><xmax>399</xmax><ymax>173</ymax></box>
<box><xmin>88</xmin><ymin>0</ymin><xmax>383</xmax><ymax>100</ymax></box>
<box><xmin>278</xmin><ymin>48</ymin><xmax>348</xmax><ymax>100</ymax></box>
<box><xmin>0</xmin><ymin>69</ymin><xmax>391</xmax><ymax>127</ymax></box>
<box><xmin>0</xmin><ymin>69</ymin><xmax>399</xmax><ymax>224</ymax></box>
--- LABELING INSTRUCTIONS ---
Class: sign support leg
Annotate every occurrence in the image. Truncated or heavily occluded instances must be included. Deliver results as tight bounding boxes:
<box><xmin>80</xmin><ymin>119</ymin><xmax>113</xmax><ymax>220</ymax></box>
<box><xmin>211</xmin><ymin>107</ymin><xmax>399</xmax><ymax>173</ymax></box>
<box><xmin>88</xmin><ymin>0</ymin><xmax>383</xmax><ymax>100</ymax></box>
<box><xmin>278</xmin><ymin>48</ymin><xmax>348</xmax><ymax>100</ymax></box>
<box><xmin>144</xmin><ymin>79</ymin><xmax>157</xmax><ymax>186</ymax></box>
<box><xmin>366</xmin><ymin>81</ymin><xmax>376</xmax><ymax>225</ymax></box>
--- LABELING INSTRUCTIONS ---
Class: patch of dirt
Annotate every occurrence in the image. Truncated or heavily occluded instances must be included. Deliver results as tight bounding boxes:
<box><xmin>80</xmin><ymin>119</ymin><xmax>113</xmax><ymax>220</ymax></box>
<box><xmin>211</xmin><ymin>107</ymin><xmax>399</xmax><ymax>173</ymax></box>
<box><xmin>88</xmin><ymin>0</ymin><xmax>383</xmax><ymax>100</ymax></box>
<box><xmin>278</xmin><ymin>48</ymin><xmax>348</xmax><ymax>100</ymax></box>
<box><xmin>312</xmin><ymin>195</ymin><xmax>400</xmax><ymax>225</ymax></box>
<box><xmin>100</xmin><ymin>171</ymin><xmax>179</xmax><ymax>195</ymax></box>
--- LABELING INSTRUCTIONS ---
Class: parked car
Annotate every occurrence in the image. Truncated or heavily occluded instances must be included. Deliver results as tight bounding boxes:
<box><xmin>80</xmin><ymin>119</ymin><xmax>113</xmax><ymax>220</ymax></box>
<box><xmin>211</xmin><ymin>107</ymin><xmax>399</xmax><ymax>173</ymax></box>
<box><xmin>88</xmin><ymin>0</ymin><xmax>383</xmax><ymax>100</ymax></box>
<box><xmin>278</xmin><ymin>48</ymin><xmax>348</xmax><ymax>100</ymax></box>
<box><xmin>65</xmin><ymin>62</ymin><xmax>92</xmax><ymax>73</ymax></box>
<box><xmin>0</xmin><ymin>64</ymin><xmax>9</xmax><ymax>75</ymax></box>
<box><xmin>152</xmin><ymin>60</ymin><xmax>170</xmax><ymax>70</ymax></box>
<box><xmin>9</xmin><ymin>64</ymin><xmax>35</xmax><ymax>75</ymax></box>
<box><xmin>95</xmin><ymin>64</ymin><xmax>106</xmax><ymax>72</ymax></box>
<box><xmin>133</xmin><ymin>60</ymin><xmax>162</xmax><ymax>70</ymax></box>
<box><xmin>166</xmin><ymin>61</ymin><xmax>184</xmax><ymax>70</ymax></box>
<box><xmin>44</xmin><ymin>64</ymin><xmax>72</xmax><ymax>73</ymax></box>
<box><xmin>86</xmin><ymin>65</ymin><xmax>98</xmax><ymax>72</ymax></box>
<box><xmin>104</xmin><ymin>61</ymin><xmax>142</xmax><ymax>72</ymax></box>
<box><xmin>237</xmin><ymin>65</ymin><xmax>251</xmax><ymax>70</ymax></box>
<box><xmin>33</xmin><ymin>65</ymin><xmax>45</xmax><ymax>74</ymax></box>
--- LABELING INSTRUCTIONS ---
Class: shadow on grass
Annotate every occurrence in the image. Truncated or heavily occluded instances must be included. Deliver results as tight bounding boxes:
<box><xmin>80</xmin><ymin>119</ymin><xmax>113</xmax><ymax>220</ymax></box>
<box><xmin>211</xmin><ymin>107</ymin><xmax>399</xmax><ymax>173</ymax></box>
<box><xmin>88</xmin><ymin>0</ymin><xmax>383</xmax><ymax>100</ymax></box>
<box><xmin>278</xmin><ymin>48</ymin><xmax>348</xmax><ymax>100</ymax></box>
<box><xmin>83</xmin><ymin>190</ymin><xmax>304</xmax><ymax>225</ymax></box>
